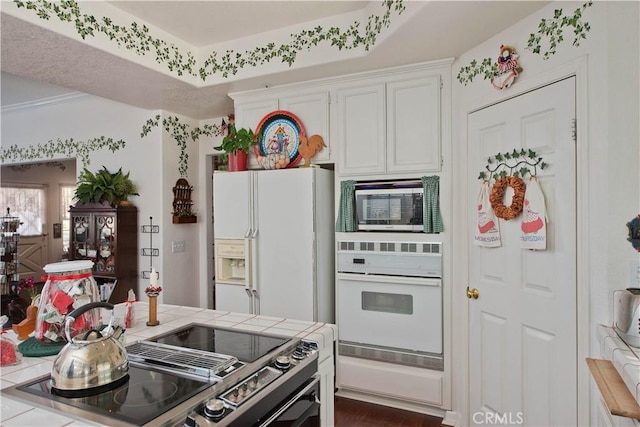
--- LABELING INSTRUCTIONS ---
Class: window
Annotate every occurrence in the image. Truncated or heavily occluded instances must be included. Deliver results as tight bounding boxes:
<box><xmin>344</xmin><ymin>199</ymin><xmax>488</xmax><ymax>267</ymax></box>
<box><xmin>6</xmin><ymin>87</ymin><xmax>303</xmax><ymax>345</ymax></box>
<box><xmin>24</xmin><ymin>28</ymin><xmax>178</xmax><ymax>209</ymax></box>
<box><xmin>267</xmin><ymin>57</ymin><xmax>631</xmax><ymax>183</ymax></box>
<box><xmin>60</xmin><ymin>185</ymin><xmax>76</xmax><ymax>252</ymax></box>
<box><xmin>0</xmin><ymin>185</ymin><xmax>46</xmax><ymax>236</ymax></box>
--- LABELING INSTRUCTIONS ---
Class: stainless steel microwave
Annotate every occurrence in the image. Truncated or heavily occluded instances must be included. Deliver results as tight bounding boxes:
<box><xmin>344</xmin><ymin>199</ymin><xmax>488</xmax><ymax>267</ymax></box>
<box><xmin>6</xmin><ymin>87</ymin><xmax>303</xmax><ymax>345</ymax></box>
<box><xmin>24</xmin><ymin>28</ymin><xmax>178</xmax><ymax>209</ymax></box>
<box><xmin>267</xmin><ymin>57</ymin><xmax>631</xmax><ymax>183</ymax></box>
<box><xmin>354</xmin><ymin>181</ymin><xmax>424</xmax><ymax>231</ymax></box>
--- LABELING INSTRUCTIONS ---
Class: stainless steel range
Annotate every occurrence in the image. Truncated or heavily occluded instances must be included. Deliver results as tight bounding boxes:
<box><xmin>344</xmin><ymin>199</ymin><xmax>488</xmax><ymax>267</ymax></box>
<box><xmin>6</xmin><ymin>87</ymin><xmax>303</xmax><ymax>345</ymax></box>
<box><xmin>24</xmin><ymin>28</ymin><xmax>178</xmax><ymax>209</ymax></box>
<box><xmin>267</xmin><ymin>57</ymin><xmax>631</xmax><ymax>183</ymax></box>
<box><xmin>4</xmin><ymin>324</ymin><xmax>320</xmax><ymax>426</ymax></box>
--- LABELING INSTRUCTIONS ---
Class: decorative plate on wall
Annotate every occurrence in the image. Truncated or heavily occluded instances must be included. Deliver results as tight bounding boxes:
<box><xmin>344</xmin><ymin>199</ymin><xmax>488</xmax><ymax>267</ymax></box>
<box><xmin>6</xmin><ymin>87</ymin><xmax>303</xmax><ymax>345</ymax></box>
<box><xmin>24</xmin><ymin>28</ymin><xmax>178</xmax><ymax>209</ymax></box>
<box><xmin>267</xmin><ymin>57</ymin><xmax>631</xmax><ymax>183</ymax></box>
<box><xmin>254</xmin><ymin>110</ymin><xmax>305</xmax><ymax>169</ymax></box>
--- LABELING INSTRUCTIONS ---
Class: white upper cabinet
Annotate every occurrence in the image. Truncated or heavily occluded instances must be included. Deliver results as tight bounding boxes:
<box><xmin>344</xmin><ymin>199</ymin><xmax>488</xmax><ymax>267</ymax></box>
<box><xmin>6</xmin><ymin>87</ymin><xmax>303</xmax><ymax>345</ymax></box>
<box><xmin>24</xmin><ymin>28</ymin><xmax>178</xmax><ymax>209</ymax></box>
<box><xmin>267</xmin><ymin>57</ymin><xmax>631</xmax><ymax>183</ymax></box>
<box><xmin>231</xmin><ymin>90</ymin><xmax>331</xmax><ymax>168</ymax></box>
<box><xmin>337</xmin><ymin>84</ymin><xmax>386</xmax><ymax>175</ymax></box>
<box><xmin>280</xmin><ymin>92</ymin><xmax>330</xmax><ymax>163</ymax></box>
<box><xmin>338</xmin><ymin>74</ymin><xmax>442</xmax><ymax>176</ymax></box>
<box><xmin>234</xmin><ymin>98</ymin><xmax>279</xmax><ymax>132</ymax></box>
<box><xmin>386</xmin><ymin>76</ymin><xmax>441</xmax><ymax>173</ymax></box>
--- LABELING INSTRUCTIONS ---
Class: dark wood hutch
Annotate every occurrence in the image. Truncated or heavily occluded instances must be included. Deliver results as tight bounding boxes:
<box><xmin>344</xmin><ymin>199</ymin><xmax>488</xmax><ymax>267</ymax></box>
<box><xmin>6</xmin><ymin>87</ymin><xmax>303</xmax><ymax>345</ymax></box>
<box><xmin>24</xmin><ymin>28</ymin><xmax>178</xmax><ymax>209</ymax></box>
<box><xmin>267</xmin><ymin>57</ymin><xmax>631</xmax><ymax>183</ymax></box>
<box><xmin>68</xmin><ymin>202</ymin><xmax>138</xmax><ymax>304</ymax></box>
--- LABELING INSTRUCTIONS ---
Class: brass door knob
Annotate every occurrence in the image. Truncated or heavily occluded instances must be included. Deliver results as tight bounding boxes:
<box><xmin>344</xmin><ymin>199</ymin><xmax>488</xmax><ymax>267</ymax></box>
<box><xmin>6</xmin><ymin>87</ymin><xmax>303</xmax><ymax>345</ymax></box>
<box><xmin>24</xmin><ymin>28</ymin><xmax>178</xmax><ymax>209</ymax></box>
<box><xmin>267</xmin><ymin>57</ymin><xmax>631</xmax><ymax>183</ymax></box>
<box><xmin>466</xmin><ymin>286</ymin><xmax>479</xmax><ymax>299</ymax></box>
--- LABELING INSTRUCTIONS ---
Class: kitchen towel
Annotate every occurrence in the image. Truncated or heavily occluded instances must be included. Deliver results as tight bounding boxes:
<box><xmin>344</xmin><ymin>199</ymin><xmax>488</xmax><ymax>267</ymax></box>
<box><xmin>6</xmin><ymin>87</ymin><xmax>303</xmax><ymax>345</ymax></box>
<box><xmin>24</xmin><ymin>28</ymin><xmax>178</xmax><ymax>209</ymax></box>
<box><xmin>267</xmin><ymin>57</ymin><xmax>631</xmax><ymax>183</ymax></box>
<box><xmin>521</xmin><ymin>176</ymin><xmax>547</xmax><ymax>250</ymax></box>
<box><xmin>474</xmin><ymin>181</ymin><xmax>501</xmax><ymax>247</ymax></box>
<box><xmin>421</xmin><ymin>176</ymin><xmax>444</xmax><ymax>233</ymax></box>
<box><xmin>336</xmin><ymin>180</ymin><xmax>357</xmax><ymax>232</ymax></box>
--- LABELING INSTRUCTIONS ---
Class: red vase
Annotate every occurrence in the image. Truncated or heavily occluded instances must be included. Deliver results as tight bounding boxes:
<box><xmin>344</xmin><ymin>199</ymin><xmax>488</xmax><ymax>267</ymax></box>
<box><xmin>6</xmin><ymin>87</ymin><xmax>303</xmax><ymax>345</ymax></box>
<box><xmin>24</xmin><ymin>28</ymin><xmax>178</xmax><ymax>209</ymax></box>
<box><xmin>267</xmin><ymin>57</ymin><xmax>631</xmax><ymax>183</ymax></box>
<box><xmin>228</xmin><ymin>151</ymin><xmax>248</xmax><ymax>172</ymax></box>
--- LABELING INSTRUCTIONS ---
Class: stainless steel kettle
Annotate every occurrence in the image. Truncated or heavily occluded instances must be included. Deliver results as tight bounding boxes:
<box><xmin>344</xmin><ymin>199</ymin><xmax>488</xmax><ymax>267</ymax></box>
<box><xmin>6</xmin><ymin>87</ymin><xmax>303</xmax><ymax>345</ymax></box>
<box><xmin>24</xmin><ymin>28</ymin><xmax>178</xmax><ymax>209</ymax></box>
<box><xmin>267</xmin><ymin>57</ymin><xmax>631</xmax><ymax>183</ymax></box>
<box><xmin>51</xmin><ymin>302</ymin><xmax>129</xmax><ymax>396</ymax></box>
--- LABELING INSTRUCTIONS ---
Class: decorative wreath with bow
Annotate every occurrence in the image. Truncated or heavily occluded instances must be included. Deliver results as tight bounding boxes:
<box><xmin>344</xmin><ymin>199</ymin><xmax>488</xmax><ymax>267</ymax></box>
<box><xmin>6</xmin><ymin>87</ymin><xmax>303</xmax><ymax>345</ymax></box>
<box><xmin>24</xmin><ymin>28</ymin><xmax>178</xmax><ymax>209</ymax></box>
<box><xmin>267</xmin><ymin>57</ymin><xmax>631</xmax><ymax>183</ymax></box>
<box><xmin>479</xmin><ymin>149</ymin><xmax>548</xmax><ymax>221</ymax></box>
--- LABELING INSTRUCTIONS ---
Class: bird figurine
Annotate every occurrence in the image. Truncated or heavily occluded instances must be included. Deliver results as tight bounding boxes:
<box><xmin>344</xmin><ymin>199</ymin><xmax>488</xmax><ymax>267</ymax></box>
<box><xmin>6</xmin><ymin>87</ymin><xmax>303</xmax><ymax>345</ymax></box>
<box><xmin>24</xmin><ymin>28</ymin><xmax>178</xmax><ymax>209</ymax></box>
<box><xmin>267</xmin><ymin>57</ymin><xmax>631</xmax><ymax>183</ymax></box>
<box><xmin>298</xmin><ymin>134</ymin><xmax>326</xmax><ymax>167</ymax></box>
<box><xmin>12</xmin><ymin>305</ymin><xmax>38</xmax><ymax>340</ymax></box>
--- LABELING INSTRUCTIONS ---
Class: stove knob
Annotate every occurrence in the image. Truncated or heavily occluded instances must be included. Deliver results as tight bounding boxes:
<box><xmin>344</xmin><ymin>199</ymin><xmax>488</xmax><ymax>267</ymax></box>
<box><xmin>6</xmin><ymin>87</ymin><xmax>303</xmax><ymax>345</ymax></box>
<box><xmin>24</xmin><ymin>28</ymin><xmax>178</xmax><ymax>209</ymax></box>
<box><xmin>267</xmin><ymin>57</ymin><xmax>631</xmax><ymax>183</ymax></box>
<box><xmin>203</xmin><ymin>399</ymin><xmax>226</xmax><ymax>419</ymax></box>
<box><xmin>275</xmin><ymin>355</ymin><xmax>291</xmax><ymax>370</ymax></box>
<box><xmin>292</xmin><ymin>349</ymin><xmax>306</xmax><ymax>360</ymax></box>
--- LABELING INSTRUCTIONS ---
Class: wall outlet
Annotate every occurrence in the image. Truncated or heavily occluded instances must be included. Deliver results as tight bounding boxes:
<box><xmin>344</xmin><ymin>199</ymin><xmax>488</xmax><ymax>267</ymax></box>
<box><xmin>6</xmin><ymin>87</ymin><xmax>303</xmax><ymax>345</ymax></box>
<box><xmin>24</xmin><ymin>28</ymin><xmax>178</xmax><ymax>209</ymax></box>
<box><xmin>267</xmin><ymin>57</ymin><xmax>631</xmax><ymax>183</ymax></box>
<box><xmin>172</xmin><ymin>240</ymin><xmax>185</xmax><ymax>253</ymax></box>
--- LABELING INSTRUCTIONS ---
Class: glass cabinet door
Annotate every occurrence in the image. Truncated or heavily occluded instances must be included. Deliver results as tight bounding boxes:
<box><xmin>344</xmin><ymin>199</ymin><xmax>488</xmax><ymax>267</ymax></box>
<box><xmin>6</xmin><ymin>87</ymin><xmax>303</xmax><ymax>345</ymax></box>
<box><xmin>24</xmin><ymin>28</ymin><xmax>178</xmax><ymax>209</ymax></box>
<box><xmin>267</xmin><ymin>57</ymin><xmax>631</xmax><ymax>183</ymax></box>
<box><xmin>95</xmin><ymin>214</ymin><xmax>116</xmax><ymax>274</ymax></box>
<box><xmin>71</xmin><ymin>214</ymin><xmax>91</xmax><ymax>258</ymax></box>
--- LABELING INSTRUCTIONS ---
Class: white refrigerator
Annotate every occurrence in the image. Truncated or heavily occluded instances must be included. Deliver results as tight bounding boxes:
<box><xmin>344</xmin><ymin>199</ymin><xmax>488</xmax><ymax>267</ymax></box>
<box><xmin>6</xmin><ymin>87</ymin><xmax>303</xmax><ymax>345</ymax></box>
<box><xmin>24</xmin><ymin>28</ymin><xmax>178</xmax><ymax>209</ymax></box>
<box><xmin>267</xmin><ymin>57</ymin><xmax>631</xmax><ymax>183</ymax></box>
<box><xmin>213</xmin><ymin>167</ymin><xmax>334</xmax><ymax>323</ymax></box>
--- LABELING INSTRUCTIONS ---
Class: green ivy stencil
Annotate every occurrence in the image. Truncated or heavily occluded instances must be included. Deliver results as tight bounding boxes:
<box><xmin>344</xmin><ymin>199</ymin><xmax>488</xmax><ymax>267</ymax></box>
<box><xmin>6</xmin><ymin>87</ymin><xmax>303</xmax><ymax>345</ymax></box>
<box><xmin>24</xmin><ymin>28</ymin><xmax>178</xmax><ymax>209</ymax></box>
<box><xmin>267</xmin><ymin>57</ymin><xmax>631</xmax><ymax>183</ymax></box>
<box><xmin>13</xmin><ymin>0</ymin><xmax>405</xmax><ymax>80</ymax></box>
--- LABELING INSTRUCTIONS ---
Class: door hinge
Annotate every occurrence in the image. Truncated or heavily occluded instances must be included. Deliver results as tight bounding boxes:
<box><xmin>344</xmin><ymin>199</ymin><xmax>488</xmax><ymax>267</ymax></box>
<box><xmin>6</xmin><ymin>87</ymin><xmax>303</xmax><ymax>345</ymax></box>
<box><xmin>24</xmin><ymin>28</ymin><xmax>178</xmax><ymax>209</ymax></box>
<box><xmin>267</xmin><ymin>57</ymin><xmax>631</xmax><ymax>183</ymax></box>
<box><xmin>571</xmin><ymin>118</ymin><xmax>577</xmax><ymax>142</ymax></box>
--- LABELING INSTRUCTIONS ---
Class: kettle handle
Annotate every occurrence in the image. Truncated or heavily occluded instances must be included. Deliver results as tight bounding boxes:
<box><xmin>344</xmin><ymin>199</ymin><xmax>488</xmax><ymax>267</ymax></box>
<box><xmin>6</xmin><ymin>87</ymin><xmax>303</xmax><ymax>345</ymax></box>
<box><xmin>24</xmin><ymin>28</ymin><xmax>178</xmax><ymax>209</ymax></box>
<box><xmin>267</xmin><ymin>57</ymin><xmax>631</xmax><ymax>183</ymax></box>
<box><xmin>65</xmin><ymin>301</ymin><xmax>114</xmax><ymax>342</ymax></box>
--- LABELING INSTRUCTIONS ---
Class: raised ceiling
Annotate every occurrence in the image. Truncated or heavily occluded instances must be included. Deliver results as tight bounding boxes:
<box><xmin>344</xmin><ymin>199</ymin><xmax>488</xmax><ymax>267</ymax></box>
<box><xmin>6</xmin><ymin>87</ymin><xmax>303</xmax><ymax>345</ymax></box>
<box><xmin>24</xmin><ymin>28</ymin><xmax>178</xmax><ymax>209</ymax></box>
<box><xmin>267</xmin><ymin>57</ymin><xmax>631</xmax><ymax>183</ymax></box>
<box><xmin>1</xmin><ymin>1</ymin><xmax>548</xmax><ymax>119</ymax></box>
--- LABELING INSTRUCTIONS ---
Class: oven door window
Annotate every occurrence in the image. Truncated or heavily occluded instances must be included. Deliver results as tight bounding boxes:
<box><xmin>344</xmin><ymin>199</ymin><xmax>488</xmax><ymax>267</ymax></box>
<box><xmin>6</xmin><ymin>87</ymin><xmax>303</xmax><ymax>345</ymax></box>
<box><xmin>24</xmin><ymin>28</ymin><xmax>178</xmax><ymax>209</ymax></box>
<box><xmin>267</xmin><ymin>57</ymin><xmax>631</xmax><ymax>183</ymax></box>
<box><xmin>361</xmin><ymin>291</ymin><xmax>413</xmax><ymax>315</ymax></box>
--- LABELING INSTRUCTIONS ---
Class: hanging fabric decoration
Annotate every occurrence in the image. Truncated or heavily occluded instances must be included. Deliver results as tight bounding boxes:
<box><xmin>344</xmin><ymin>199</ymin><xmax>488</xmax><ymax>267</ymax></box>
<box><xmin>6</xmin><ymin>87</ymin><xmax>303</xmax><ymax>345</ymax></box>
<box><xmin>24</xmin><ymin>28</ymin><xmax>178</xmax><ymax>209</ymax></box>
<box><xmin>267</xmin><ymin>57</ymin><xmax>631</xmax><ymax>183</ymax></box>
<box><xmin>421</xmin><ymin>176</ymin><xmax>444</xmax><ymax>233</ymax></box>
<box><xmin>336</xmin><ymin>180</ymin><xmax>357</xmax><ymax>232</ymax></box>
<box><xmin>521</xmin><ymin>176</ymin><xmax>548</xmax><ymax>250</ymax></box>
<box><xmin>474</xmin><ymin>181</ymin><xmax>501</xmax><ymax>247</ymax></box>
<box><xmin>491</xmin><ymin>44</ymin><xmax>523</xmax><ymax>90</ymax></box>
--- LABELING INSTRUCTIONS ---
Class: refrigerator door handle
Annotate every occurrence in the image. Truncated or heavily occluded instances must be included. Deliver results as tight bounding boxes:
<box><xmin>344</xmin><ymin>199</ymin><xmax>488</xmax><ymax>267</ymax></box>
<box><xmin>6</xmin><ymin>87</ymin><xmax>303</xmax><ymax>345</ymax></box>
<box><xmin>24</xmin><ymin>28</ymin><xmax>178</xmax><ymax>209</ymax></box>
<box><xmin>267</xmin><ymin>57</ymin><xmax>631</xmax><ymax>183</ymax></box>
<box><xmin>244</xmin><ymin>237</ymin><xmax>252</xmax><ymax>289</ymax></box>
<box><xmin>252</xmin><ymin>289</ymin><xmax>259</xmax><ymax>315</ymax></box>
<box><xmin>245</xmin><ymin>288</ymin><xmax>253</xmax><ymax>313</ymax></box>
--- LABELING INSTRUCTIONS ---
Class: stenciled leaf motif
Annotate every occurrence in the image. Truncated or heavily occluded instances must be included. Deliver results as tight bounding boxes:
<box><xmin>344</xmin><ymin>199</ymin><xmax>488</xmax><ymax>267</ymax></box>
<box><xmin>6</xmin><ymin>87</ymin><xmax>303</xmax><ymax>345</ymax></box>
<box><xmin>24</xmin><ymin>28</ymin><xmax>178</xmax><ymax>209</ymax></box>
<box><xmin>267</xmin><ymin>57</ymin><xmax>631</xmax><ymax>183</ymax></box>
<box><xmin>526</xmin><ymin>1</ymin><xmax>593</xmax><ymax>59</ymax></box>
<box><xmin>0</xmin><ymin>137</ymin><xmax>125</xmax><ymax>167</ymax></box>
<box><xmin>140</xmin><ymin>115</ymin><xmax>226</xmax><ymax>177</ymax></box>
<box><xmin>13</xmin><ymin>0</ymin><xmax>406</xmax><ymax>81</ymax></box>
<box><xmin>458</xmin><ymin>1</ymin><xmax>592</xmax><ymax>84</ymax></box>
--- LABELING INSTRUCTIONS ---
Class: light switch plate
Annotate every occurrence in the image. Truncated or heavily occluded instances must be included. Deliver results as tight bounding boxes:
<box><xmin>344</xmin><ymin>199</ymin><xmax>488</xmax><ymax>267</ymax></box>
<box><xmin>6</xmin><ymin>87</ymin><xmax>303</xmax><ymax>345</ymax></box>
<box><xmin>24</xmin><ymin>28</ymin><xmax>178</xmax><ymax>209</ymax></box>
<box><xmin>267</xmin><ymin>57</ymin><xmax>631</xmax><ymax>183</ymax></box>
<box><xmin>172</xmin><ymin>240</ymin><xmax>185</xmax><ymax>253</ymax></box>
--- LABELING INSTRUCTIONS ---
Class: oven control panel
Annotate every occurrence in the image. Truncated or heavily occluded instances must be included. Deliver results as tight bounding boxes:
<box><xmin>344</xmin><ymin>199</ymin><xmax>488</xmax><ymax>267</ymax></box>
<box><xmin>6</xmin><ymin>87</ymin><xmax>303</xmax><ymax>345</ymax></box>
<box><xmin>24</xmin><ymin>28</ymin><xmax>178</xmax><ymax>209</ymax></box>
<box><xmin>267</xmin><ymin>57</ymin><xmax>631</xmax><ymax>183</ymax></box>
<box><xmin>184</xmin><ymin>340</ymin><xmax>319</xmax><ymax>426</ymax></box>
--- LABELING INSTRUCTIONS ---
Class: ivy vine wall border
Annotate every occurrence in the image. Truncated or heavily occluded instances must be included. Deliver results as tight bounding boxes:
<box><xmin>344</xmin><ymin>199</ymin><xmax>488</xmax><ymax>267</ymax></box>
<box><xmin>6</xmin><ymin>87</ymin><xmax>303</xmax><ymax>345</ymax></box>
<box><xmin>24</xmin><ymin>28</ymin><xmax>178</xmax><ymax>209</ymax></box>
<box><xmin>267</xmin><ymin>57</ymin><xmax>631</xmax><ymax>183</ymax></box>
<box><xmin>1</xmin><ymin>1</ymin><xmax>595</xmax><ymax>175</ymax></box>
<box><xmin>457</xmin><ymin>1</ymin><xmax>593</xmax><ymax>86</ymax></box>
<box><xmin>12</xmin><ymin>0</ymin><xmax>406</xmax><ymax>81</ymax></box>
<box><xmin>2</xmin><ymin>0</ymin><xmax>406</xmax><ymax>177</ymax></box>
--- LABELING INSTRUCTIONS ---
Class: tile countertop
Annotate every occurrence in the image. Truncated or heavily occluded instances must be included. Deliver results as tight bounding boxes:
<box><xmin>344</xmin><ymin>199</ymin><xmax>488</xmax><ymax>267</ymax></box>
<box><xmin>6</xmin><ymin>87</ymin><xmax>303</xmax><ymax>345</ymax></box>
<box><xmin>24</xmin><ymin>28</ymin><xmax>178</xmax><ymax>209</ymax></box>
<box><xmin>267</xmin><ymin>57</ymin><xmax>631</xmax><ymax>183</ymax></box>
<box><xmin>597</xmin><ymin>325</ymin><xmax>640</xmax><ymax>409</ymax></box>
<box><xmin>0</xmin><ymin>302</ymin><xmax>337</xmax><ymax>427</ymax></box>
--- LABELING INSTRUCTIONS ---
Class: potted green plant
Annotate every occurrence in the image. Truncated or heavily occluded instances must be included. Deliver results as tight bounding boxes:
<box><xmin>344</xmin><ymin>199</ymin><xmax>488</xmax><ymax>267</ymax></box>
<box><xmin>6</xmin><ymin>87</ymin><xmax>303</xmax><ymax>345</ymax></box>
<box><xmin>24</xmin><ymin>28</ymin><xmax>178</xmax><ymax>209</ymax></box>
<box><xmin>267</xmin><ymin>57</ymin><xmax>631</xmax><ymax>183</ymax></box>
<box><xmin>213</xmin><ymin>125</ymin><xmax>257</xmax><ymax>172</ymax></box>
<box><xmin>74</xmin><ymin>166</ymin><xmax>139</xmax><ymax>206</ymax></box>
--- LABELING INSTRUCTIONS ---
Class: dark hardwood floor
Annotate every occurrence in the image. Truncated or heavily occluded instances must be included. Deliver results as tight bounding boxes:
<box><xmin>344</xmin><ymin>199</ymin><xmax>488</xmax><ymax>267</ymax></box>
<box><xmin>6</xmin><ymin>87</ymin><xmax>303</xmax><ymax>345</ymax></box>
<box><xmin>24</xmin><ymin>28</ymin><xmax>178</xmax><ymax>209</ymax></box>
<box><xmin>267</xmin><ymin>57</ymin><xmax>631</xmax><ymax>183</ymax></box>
<box><xmin>334</xmin><ymin>396</ymin><xmax>443</xmax><ymax>427</ymax></box>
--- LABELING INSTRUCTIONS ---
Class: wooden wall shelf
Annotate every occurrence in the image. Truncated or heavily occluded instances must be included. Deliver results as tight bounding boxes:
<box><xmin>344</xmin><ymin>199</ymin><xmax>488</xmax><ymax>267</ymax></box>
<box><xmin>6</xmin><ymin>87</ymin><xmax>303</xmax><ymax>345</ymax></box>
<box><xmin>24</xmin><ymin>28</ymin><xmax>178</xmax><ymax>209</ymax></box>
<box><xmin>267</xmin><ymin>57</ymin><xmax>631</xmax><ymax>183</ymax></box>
<box><xmin>173</xmin><ymin>215</ymin><xmax>197</xmax><ymax>224</ymax></box>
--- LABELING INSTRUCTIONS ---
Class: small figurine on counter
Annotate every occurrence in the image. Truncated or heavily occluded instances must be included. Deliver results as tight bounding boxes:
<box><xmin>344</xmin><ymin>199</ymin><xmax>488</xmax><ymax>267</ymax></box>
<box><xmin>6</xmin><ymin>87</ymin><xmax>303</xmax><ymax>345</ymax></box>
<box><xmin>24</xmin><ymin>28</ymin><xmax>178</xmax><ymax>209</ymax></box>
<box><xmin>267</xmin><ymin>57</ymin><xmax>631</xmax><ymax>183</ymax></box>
<box><xmin>125</xmin><ymin>289</ymin><xmax>136</xmax><ymax>328</ymax></box>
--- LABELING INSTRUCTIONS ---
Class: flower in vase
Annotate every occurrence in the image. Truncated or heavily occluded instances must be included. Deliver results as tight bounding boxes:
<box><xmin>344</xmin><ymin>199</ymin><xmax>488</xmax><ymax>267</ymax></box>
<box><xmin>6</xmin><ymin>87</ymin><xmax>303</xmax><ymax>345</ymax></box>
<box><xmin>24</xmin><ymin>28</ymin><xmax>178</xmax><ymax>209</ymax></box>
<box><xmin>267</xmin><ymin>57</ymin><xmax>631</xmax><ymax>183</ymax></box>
<box><xmin>12</xmin><ymin>276</ymin><xmax>38</xmax><ymax>300</ymax></box>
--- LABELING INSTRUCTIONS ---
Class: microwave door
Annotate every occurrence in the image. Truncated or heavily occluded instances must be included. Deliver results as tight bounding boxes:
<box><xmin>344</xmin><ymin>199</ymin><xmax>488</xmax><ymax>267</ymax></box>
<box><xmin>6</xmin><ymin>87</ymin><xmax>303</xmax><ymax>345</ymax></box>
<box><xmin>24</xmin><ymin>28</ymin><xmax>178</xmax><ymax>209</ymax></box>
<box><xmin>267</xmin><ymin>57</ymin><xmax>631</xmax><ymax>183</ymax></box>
<box><xmin>357</xmin><ymin>189</ymin><xmax>423</xmax><ymax>231</ymax></box>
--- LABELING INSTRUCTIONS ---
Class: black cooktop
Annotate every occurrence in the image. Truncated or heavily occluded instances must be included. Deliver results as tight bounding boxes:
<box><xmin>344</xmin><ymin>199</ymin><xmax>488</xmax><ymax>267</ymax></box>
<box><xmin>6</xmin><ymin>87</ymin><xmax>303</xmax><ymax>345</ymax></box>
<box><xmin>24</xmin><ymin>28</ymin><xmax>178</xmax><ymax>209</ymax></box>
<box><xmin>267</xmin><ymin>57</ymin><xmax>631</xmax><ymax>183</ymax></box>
<box><xmin>17</xmin><ymin>365</ymin><xmax>212</xmax><ymax>426</ymax></box>
<box><xmin>149</xmin><ymin>324</ymin><xmax>291</xmax><ymax>363</ymax></box>
<box><xmin>14</xmin><ymin>325</ymin><xmax>293</xmax><ymax>425</ymax></box>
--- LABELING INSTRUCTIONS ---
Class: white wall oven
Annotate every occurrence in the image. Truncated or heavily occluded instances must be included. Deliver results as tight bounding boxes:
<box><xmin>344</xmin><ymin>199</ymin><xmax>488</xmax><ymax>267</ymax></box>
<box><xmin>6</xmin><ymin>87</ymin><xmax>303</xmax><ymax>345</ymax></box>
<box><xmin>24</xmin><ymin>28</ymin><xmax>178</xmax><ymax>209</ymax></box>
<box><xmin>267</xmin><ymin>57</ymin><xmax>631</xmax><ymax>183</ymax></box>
<box><xmin>337</xmin><ymin>241</ymin><xmax>443</xmax><ymax>370</ymax></box>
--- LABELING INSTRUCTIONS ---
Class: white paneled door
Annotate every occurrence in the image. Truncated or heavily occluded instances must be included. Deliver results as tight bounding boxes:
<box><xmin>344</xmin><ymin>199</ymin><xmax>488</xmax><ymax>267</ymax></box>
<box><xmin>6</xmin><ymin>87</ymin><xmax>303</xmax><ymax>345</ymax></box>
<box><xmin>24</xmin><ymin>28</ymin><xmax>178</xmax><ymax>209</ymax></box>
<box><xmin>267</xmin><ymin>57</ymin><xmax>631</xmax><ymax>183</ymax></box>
<box><xmin>467</xmin><ymin>78</ymin><xmax>576</xmax><ymax>426</ymax></box>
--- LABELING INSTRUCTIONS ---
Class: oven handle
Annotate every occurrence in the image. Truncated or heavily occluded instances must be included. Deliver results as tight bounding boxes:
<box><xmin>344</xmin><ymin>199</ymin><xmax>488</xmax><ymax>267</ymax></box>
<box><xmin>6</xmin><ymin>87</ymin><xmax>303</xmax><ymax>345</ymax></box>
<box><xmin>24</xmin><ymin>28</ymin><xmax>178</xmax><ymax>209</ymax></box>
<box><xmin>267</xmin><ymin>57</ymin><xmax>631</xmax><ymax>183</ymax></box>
<box><xmin>337</xmin><ymin>272</ymin><xmax>441</xmax><ymax>286</ymax></box>
<box><xmin>257</xmin><ymin>376</ymin><xmax>321</xmax><ymax>427</ymax></box>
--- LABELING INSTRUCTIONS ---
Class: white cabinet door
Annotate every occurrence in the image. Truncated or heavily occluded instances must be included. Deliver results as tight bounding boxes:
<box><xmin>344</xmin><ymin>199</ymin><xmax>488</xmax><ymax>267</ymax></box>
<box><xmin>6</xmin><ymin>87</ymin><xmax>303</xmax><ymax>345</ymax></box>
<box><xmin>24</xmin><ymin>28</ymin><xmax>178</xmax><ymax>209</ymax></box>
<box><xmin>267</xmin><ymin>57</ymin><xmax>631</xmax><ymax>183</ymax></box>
<box><xmin>386</xmin><ymin>76</ymin><xmax>441</xmax><ymax>173</ymax></box>
<box><xmin>280</xmin><ymin>92</ymin><xmax>330</xmax><ymax>163</ymax></box>
<box><xmin>318</xmin><ymin>357</ymin><xmax>335</xmax><ymax>427</ymax></box>
<box><xmin>337</xmin><ymin>84</ymin><xmax>386</xmax><ymax>176</ymax></box>
<box><xmin>234</xmin><ymin>98</ymin><xmax>278</xmax><ymax>169</ymax></box>
<box><xmin>234</xmin><ymin>98</ymin><xmax>278</xmax><ymax>131</ymax></box>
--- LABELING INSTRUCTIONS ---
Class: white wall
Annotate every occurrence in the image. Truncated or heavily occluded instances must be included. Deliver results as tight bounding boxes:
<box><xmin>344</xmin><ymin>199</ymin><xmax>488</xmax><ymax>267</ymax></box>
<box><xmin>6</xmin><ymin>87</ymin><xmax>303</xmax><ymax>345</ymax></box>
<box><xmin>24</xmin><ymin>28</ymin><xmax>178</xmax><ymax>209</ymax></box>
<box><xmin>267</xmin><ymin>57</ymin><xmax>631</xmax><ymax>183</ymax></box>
<box><xmin>158</xmin><ymin>112</ymin><xmax>201</xmax><ymax>307</ymax></box>
<box><xmin>450</xmin><ymin>1</ymin><xmax>639</xmax><ymax>424</ymax></box>
<box><xmin>1</xmin><ymin>95</ymin><xmax>174</xmax><ymax>304</ymax></box>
